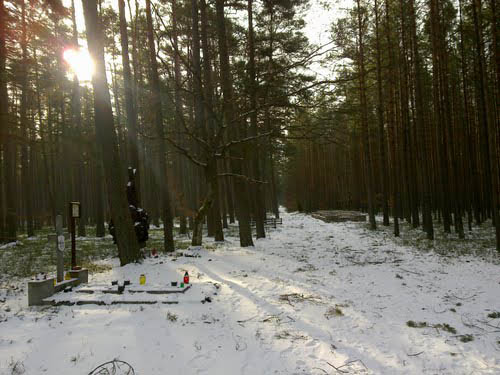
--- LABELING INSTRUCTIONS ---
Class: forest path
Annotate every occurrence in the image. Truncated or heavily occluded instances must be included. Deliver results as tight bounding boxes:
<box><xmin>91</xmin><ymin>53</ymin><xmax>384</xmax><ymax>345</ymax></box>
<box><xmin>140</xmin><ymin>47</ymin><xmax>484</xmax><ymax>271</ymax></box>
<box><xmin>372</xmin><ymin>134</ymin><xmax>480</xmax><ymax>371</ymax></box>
<box><xmin>185</xmin><ymin>211</ymin><xmax>500</xmax><ymax>374</ymax></box>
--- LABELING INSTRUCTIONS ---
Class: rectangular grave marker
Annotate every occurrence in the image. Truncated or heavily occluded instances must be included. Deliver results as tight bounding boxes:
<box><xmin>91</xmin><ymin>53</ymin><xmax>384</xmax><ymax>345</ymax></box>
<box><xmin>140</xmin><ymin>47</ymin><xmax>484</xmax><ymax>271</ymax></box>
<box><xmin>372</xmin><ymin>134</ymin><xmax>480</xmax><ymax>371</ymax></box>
<box><xmin>55</xmin><ymin>215</ymin><xmax>64</xmax><ymax>282</ymax></box>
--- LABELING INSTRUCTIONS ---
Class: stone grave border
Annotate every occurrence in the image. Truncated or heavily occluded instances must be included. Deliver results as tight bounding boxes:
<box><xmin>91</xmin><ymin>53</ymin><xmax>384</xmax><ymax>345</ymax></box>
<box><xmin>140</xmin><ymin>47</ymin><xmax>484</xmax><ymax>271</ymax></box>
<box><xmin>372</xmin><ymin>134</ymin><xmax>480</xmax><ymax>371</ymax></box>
<box><xmin>28</xmin><ymin>269</ymin><xmax>88</xmax><ymax>306</ymax></box>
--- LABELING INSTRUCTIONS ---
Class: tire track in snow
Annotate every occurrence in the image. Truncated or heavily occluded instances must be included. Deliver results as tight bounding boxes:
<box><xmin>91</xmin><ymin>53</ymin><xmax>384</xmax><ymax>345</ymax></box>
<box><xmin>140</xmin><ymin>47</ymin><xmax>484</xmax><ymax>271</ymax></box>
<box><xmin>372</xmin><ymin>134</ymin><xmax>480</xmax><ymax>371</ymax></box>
<box><xmin>193</xmin><ymin>260</ymin><xmax>379</xmax><ymax>374</ymax></box>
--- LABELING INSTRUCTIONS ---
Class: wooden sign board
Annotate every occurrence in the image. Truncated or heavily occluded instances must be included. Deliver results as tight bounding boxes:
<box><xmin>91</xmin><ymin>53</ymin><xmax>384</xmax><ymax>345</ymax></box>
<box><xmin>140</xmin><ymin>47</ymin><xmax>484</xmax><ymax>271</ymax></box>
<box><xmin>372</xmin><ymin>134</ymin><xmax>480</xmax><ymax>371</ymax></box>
<box><xmin>71</xmin><ymin>202</ymin><xmax>81</xmax><ymax>218</ymax></box>
<box><xmin>57</xmin><ymin>235</ymin><xmax>65</xmax><ymax>251</ymax></box>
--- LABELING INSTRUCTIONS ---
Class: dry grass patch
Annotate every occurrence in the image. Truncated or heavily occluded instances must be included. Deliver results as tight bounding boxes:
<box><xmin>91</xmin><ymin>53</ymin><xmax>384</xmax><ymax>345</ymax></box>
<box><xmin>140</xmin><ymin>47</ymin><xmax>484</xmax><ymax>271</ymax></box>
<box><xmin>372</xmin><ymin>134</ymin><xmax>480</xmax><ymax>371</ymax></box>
<box><xmin>274</xmin><ymin>330</ymin><xmax>308</xmax><ymax>341</ymax></box>
<box><xmin>325</xmin><ymin>306</ymin><xmax>344</xmax><ymax>319</ymax></box>
<box><xmin>279</xmin><ymin>293</ymin><xmax>322</xmax><ymax>306</ymax></box>
<box><xmin>81</xmin><ymin>262</ymin><xmax>113</xmax><ymax>274</ymax></box>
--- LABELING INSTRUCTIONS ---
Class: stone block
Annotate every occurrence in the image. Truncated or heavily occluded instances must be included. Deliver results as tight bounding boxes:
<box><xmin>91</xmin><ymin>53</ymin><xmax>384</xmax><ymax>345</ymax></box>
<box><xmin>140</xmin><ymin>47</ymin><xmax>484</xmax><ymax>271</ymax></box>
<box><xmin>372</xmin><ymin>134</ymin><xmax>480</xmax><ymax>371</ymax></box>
<box><xmin>28</xmin><ymin>278</ymin><xmax>55</xmax><ymax>306</ymax></box>
<box><xmin>54</xmin><ymin>278</ymin><xmax>80</xmax><ymax>293</ymax></box>
<box><xmin>69</xmin><ymin>268</ymin><xmax>88</xmax><ymax>284</ymax></box>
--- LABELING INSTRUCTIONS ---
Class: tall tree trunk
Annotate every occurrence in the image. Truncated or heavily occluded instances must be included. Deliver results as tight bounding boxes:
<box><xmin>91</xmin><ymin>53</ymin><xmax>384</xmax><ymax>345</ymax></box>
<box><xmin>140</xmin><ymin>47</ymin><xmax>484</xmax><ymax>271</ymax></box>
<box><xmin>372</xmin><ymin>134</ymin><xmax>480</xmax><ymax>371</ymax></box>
<box><xmin>248</xmin><ymin>0</ymin><xmax>266</xmax><ymax>238</ymax></box>
<box><xmin>87</xmin><ymin>78</ymin><xmax>105</xmax><ymax>238</ymax></box>
<box><xmin>118</xmin><ymin>0</ymin><xmax>140</xmax><ymax>202</ymax></box>
<box><xmin>472</xmin><ymin>0</ymin><xmax>490</xmax><ymax>221</ymax></box>
<box><xmin>0</xmin><ymin>0</ymin><xmax>16</xmax><ymax>242</ymax></box>
<box><xmin>200</xmin><ymin>0</ymin><xmax>224</xmax><ymax>242</ymax></box>
<box><xmin>145</xmin><ymin>0</ymin><xmax>175</xmax><ymax>251</ymax></box>
<box><xmin>458</xmin><ymin>0</ymin><xmax>474</xmax><ymax>230</ymax></box>
<box><xmin>0</xmin><ymin>0</ymin><xmax>3</xmax><ymax>241</ymax></box>
<box><xmin>356</xmin><ymin>0</ymin><xmax>376</xmax><ymax>230</ymax></box>
<box><xmin>215</xmin><ymin>0</ymin><xmax>253</xmax><ymax>247</ymax></box>
<box><xmin>434</xmin><ymin>0</ymin><xmax>464</xmax><ymax>238</ymax></box>
<box><xmin>429</xmin><ymin>0</ymin><xmax>451</xmax><ymax>234</ymax></box>
<box><xmin>409</xmin><ymin>0</ymin><xmax>434</xmax><ymax>239</ymax></box>
<box><xmin>491</xmin><ymin>0</ymin><xmax>500</xmax><ymax>100</ymax></box>
<box><xmin>54</xmin><ymin>20</ymin><xmax>70</xmax><ymax>227</ymax></box>
<box><xmin>190</xmin><ymin>0</ymin><xmax>207</xmax><ymax>244</ymax></box>
<box><xmin>71</xmin><ymin>0</ymin><xmax>86</xmax><ymax>237</ymax></box>
<box><xmin>374</xmin><ymin>0</ymin><xmax>389</xmax><ymax>226</ymax></box>
<box><xmin>34</xmin><ymin>48</ymin><xmax>56</xmax><ymax>227</ymax></box>
<box><xmin>20</xmin><ymin>0</ymin><xmax>33</xmax><ymax>236</ymax></box>
<box><xmin>108</xmin><ymin>31</ymin><xmax>126</xmax><ymax>166</ymax></box>
<box><xmin>398</xmin><ymin>0</ymin><xmax>418</xmax><ymax>228</ymax></box>
<box><xmin>472</xmin><ymin>0</ymin><xmax>499</xmax><ymax>249</ymax></box>
<box><xmin>171</xmin><ymin>0</ymin><xmax>187</xmax><ymax>235</ymax></box>
<box><xmin>82</xmin><ymin>0</ymin><xmax>141</xmax><ymax>265</ymax></box>
<box><xmin>264</xmin><ymin>5</ymin><xmax>279</xmax><ymax>219</ymax></box>
<box><xmin>191</xmin><ymin>163</ymin><xmax>217</xmax><ymax>246</ymax></box>
<box><xmin>487</xmin><ymin>0</ymin><xmax>500</xmax><ymax>250</ymax></box>
<box><xmin>127</xmin><ymin>0</ymin><xmax>140</xmax><ymax>116</ymax></box>
<box><xmin>387</xmin><ymin>0</ymin><xmax>400</xmax><ymax>236</ymax></box>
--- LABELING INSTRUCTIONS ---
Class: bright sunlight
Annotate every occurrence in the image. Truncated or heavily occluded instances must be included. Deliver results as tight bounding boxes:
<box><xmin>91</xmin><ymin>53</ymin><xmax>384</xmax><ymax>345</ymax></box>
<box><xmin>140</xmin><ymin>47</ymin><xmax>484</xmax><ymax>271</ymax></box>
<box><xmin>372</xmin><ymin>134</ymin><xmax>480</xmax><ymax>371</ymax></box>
<box><xmin>63</xmin><ymin>47</ymin><xmax>94</xmax><ymax>82</ymax></box>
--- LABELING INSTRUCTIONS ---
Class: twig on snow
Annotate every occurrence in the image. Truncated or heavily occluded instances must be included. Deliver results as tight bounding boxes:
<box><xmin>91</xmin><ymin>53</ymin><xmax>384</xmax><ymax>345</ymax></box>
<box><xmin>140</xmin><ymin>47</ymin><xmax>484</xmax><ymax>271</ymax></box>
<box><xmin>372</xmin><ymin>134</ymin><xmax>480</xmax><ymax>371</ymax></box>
<box><xmin>461</xmin><ymin>314</ymin><xmax>486</xmax><ymax>331</ymax></box>
<box><xmin>477</xmin><ymin>318</ymin><xmax>500</xmax><ymax>330</ymax></box>
<box><xmin>327</xmin><ymin>359</ymin><xmax>368</xmax><ymax>373</ymax></box>
<box><xmin>326</xmin><ymin>361</ymin><xmax>348</xmax><ymax>373</ymax></box>
<box><xmin>237</xmin><ymin>315</ymin><xmax>258</xmax><ymax>324</ymax></box>
<box><xmin>447</xmin><ymin>292</ymin><xmax>480</xmax><ymax>300</ymax></box>
<box><xmin>262</xmin><ymin>313</ymin><xmax>283</xmax><ymax>323</ymax></box>
<box><xmin>399</xmin><ymin>268</ymin><xmax>424</xmax><ymax>276</ymax></box>
<box><xmin>312</xmin><ymin>367</ymin><xmax>328</xmax><ymax>374</ymax></box>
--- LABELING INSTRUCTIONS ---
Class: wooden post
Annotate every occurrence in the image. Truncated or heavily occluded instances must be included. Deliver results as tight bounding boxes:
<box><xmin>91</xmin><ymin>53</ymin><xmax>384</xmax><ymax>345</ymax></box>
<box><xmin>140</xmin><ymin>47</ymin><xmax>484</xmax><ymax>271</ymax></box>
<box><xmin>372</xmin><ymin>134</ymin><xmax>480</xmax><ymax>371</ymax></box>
<box><xmin>69</xmin><ymin>204</ymin><xmax>75</xmax><ymax>269</ymax></box>
<box><xmin>55</xmin><ymin>215</ymin><xmax>64</xmax><ymax>282</ymax></box>
<box><xmin>69</xmin><ymin>202</ymin><xmax>80</xmax><ymax>270</ymax></box>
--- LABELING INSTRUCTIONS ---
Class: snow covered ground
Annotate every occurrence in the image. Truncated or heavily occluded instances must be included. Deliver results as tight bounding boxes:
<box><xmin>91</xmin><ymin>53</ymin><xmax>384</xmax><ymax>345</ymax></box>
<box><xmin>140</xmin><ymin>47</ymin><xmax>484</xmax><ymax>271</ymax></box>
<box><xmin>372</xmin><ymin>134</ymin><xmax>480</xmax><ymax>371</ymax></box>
<box><xmin>1</xmin><ymin>211</ymin><xmax>499</xmax><ymax>374</ymax></box>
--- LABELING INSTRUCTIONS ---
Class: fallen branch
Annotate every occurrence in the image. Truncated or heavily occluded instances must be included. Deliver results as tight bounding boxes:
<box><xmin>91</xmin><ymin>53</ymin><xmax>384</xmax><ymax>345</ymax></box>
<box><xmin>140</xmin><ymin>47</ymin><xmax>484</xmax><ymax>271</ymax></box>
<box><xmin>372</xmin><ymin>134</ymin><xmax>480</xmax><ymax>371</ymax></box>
<box><xmin>327</xmin><ymin>359</ymin><xmax>368</xmax><ymax>373</ymax></box>
<box><xmin>326</xmin><ymin>361</ymin><xmax>348</xmax><ymax>373</ymax></box>
<box><xmin>237</xmin><ymin>315</ymin><xmax>258</xmax><ymax>324</ymax></box>
<box><xmin>312</xmin><ymin>367</ymin><xmax>328</xmax><ymax>374</ymax></box>
<box><xmin>399</xmin><ymin>268</ymin><xmax>424</xmax><ymax>276</ymax></box>
<box><xmin>262</xmin><ymin>313</ymin><xmax>283</xmax><ymax>323</ymax></box>
<box><xmin>448</xmin><ymin>293</ymin><xmax>479</xmax><ymax>300</ymax></box>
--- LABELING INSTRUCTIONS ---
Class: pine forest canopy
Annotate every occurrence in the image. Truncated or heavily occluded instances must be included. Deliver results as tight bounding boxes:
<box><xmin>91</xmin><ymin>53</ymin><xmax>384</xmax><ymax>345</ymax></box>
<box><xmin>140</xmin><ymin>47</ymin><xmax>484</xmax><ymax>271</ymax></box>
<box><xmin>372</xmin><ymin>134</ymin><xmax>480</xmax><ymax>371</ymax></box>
<box><xmin>0</xmin><ymin>0</ymin><xmax>498</xmax><ymax>266</ymax></box>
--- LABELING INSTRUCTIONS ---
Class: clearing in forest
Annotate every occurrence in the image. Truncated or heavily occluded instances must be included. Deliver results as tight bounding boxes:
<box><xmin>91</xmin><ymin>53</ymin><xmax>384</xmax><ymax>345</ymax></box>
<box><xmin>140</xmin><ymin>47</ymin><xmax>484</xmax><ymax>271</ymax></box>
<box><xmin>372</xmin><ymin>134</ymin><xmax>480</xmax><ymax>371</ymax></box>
<box><xmin>0</xmin><ymin>211</ymin><xmax>499</xmax><ymax>374</ymax></box>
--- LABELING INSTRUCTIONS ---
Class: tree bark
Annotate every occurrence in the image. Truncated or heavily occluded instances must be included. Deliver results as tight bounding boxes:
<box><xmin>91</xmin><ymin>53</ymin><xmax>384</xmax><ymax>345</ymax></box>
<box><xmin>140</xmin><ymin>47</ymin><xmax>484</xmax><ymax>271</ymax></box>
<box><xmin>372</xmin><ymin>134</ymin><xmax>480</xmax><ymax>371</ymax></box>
<box><xmin>429</xmin><ymin>0</ymin><xmax>451</xmax><ymax>234</ymax></box>
<box><xmin>374</xmin><ymin>0</ymin><xmax>389</xmax><ymax>226</ymax></box>
<box><xmin>248</xmin><ymin>0</ymin><xmax>266</xmax><ymax>238</ymax></box>
<box><xmin>200</xmin><ymin>0</ymin><xmax>224</xmax><ymax>242</ymax></box>
<box><xmin>263</xmin><ymin>4</ymin><xmax>279</xmax><ymax>219</ymax></box>
<box><xmin>398</xmin><ymin>0</ymin><xmax>418</xmax><ymax>228</ymax></box>
<box><xmin>356</xmin><ymin>0</ymin><xmax>376</xmax><ymax>230</ymax></box>
<box><xmin>118</xmin><ymin>0</ymin><xmax>140</xmax><ymax>201</ymax></box>
<box><xmin>387</xmin><ymin>0</ymin><xmax>400</xmax><ymax>236</ymax></box>
<box><xmin>70</xmin><ymin>0</ymin><xmax>86</xmax><ymax>237</ymax></box>
<box><xmin>409</xmin><ymin>0</ymin><xmax>434</xmax><ymax>239</ymax></box>
<box><xmin>171</xmin><ymin>0</ymin><xmax>188</xmax><ymax>235</ymax></box>
<box><xmin>82</xmin><ymin>0</ymin><xmax>141</xmax><ymax>264</ymax></box>
<box><xmin>20</xmin><ymin>0</ymin><xmax>33</xmax><ymax>237</ymax></box>
<box><xmin>145</xmin><ymin>0</ymin><xmax>175</xmax><ymax>252</ymax></box>
<box><xmin>190</xmin><ymin>0</ymin><xmax>207</xmax><ymax>243</ymax></box>
<box><xmin>0</xmin><ymin>0</ymin><xmax>16</xmax><ymax>242</ymax></box>
<box><xmin>215</xmin><ymin>0</ymin><xmax>253</xmax><ymax>247</ymax></box>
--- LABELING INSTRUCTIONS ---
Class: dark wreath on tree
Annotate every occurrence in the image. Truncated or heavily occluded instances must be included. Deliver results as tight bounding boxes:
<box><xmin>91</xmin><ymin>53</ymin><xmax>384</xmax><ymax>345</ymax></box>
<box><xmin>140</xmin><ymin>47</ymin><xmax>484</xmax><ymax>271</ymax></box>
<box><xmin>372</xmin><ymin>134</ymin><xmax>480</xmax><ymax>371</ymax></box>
<box><xmin>109</xmin><ymin>168</ymin><xmax>149</xmax><ymax>246</ymax></box>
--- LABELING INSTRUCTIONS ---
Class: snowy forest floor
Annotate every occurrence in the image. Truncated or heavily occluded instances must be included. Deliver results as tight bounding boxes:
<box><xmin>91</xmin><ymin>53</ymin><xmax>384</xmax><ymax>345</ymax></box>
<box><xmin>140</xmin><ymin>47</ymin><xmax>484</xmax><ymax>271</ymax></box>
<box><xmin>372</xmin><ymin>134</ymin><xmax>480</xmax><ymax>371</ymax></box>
<box><xmin>1</xmin><ymin>211</ymin><xmax>499</xmax><ymax>374</ymax></box>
